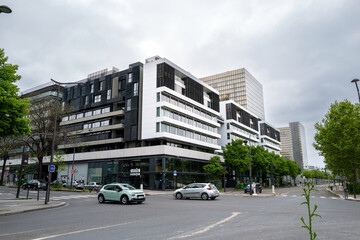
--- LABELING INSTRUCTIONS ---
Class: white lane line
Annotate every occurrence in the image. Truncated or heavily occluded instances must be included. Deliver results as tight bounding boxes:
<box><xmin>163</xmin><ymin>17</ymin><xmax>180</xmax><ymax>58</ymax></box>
<box><xmin>320</xmin><ymin>196</ymin><xmax>326</xmax><ymax>199</ymax></box>
<box><xmin>31</xmin><ymin>222</ymin><xmax>130</xmax><ymax>240</ymax></box>
<box><xmin>171</xmin><ymin>212</ymin><xmax>240</xmax><ymax>239</ymax></box>
<box><xmin>291</xmin><ymin>195</ymin><xmax>297</xmax><ymax>197</ymax></box>
<box><xmin>331</xmin><ymin>197</ymin><xmax>338</xmax><ymax>200</ymax></box>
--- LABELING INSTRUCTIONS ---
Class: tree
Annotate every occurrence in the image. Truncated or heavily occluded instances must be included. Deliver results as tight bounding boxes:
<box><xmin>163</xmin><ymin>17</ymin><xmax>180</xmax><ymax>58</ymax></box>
<box><xmin>54</xmin><ymin>151</ymin><xmax>66</xmax><ymax>173</ymax></box>
<box><xmin>287</xmin><ymin>160</ymin><xmax>301</xmax><ymax>185</ymax></box>
<box><xmin>223</xmin><ymin>139</ymin><xmax>249</xmax><ymax>176</ymax></box>
<box><xmin>203</xmin><ymin>156</ymin><xmax>223</xmax><ymax>181</ymax></box>
<box><xmin>314</xmin><ymin>100</ymin><xmax>360</xmax><ymax>186</ymax></box>
<box><xmin>0</xmin><ymin>48</ymin><xmax>31</xmax><ymax>137</ymax></box>
<box><xmin>0</xmin><ymin>136</ymin><xmax>18</xmax><ymax>185</ymax></box>
<box><xmin>301</xmin><ymin>170</ymin><xmax>314</xmax><ymax>182</ymax></box>
<box><xmin>25</xmin><ymin>97</ymin><xmax>65</xmax><ymax>181</ymax></box>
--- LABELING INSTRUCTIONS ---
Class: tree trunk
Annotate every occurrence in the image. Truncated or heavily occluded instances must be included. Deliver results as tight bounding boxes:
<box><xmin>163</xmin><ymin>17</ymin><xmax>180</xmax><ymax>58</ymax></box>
<box><xmin>38</xmin><ymin>157</ymin><xmax>43</xmax><ymax>180</ymax></box>
<box><xmin>0</xmin><ymin>156</ymin><xmax>8</xmax><ymax>185</ymax></box>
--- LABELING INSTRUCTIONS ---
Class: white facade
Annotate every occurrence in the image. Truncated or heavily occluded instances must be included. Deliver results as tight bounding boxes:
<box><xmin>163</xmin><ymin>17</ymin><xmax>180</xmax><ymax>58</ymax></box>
<box><xmin>219</xmin><ymin>100</ymin><xmax>259</xmax><ymax>148</ymax></box>
<box><xmin>141</xmin><ymin>56</ymin><xmax>221</xmax><ymax>151</ymax></box>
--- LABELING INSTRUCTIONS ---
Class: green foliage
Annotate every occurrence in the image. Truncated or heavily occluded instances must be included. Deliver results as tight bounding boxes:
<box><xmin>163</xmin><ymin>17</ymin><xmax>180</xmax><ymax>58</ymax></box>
<box><xmin>301</xmin><ymin>182</ymin><xmax>322</xmax><ymax>240</ymax></box>
<box><xmin>54</xmin><ymin>151</ymin><xmax>66</xmax><ymax>172</ymax></box>
<box><xmin>314</xmin><ymin>100</ymin><xmax>360</xmax><ymax>182</ymax></box>
<box><xmin>223</xmin><ymin>139</ymin><xmax>302</xmax><ymax>181</ymax></box>
<box><xmin>223</xmin><ymin>139</ymin><xmax>249</xmax><ymax>173</ymax></box>
<box><xmin>0</xmin><ymin>49</ymin><xmax>31</xmax><ymax>137</ymax></box>
<box><xmin>203</xmin><ymin>156</ymin><xmax>223</xmax><ymax>180</ymax></box>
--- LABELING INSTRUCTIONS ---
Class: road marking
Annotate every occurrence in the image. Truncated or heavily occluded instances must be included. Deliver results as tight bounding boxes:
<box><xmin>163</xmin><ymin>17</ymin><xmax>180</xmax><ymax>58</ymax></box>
<box><xmin>320</xmin><ymin>196</ymin><xmax>326</xmax><ymax>199</ymax></box>
<box><xmin>30</xmin><ymin>222</ymin><xmax>130</xmax><ymax>240</ymax></box>
<box><xmin>331</xmin><ymin>197</ymin><xmax>338</xmax><ymax>200</ymax></box>
<box><xmin>170</xmin><ymin>212</ymin><xmax>240</xmax><ymax>239</ymax></box>
<box><xmin>291</xmin><ymin>195</ymin><xmax>297</xmax><ymax>197</ymax></box>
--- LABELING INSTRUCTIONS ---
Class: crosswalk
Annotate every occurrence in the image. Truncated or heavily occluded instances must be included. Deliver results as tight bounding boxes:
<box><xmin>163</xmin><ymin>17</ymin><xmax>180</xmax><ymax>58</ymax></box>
<box><xmin>278</xmin><ymin>194</ymin><xmax>340</xmax><ymax>200</ymax></box>
<box><xmin>50</xmin><ymin>194</ymin><xmax>97</xmax><ymax>201</ymax></box>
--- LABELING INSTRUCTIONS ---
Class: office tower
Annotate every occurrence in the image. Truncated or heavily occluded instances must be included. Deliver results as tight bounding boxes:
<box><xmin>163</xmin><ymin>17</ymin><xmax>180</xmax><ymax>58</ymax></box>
<box><xmin>279</xmin><ymin>122</ymin><xmax>308</xmax><ymax>169</ymax></box>
<box><xmin>201</xmin><ymin>68</ymin><xmax>265</xmax><ymax>120</ymax></box>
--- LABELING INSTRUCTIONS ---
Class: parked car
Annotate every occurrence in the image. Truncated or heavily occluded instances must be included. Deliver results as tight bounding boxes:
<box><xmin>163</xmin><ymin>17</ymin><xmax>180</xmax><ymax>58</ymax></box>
<box><xmin>84</xmin><ymin>182</ymin><xmax>102</xmax><ymax>191</ymax></box>
<box><xmin>173</xmin><ymin>183</ymin><xmax>220</xmax><ymax>200</ymax></box>
<box><xmin>62</xmin><ymin>181</ymin><xmax>82</xmax><ymax>189</ymax></box>
<box><xmin>22</xmin><ymin>180</ymin><xmax>47</xmax><ymax>190</ymax></box>
<box><xmin>51</xmin><ymin>180</ymin><xmax>66</xmax><ymax>185</ymax></box>
<box><xmin>98</xmin><ymin>183</ymin><xmax>146</xmax><ymax>204</ymax></box>
<box><xmin>244</xmin><ymin>183</ymin><xmax>262</xmax><ymax>194</ymax></box>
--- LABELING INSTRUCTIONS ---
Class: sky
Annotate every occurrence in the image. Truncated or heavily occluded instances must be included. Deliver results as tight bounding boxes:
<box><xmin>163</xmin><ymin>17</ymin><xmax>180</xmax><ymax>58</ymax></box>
<box><xmin>1</xmin><ymin>0</ymin><xmax>360</xmax><ymax>168</ymax></box>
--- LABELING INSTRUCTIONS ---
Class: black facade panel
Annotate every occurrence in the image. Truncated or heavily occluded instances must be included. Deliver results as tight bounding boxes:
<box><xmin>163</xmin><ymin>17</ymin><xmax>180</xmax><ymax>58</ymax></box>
<box><xmin>157</xmin><ymin>63</ymin><xmax>174</xmax><ymax>90</ymax></box>
<box><xmin>226</xmin><ymin>103</ymin><xmax>236</xmax><ymax>120</ymax></box>
<box><xmin>184</xmin><ymin>77</ymin><xmax>204</xmax><ymax>105</ymax></box>
<box><xmin>242</xmin><ymin>110</ymin><xmax>250</xmax><ymax>127</ymax></box>
<box><xmin>208</xmin><ymin>92</ymin><xmax>219</xmax><ymax>112</ymax></box>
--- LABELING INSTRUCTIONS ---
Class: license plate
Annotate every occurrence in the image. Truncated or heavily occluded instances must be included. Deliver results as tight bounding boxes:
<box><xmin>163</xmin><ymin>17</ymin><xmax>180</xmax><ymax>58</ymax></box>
<box><xmin>137</xmin><ymin>195</ymin><xmax>144</xmax><ymax>198</ymax></box>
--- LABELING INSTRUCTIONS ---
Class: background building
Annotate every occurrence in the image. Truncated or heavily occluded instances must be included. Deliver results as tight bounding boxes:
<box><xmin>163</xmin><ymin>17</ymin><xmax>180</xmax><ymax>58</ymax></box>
<box><xmin>201</xmin><ymin>68</ymin><xmax>265</xmax><ymax>120</ymax></box>
<box><xmin>279</xmin><ymin>122</ymin><xmax>308</xmax><ymax>169</ymax></box>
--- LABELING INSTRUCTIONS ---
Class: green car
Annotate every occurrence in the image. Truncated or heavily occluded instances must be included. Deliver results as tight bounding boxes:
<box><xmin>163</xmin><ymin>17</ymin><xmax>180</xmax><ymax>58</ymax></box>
<box><xmin>98</xmin><ymin>183</ymin><xmax>146</xmax><ymax>204</ymax></box>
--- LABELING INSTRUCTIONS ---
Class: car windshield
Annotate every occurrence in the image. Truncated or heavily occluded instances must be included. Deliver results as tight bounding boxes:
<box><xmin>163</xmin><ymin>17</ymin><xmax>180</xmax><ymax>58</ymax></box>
<box><xmin>120</xmin><ymin>184</ymin><xmax>136</xmax><ymax>190</ymax></box>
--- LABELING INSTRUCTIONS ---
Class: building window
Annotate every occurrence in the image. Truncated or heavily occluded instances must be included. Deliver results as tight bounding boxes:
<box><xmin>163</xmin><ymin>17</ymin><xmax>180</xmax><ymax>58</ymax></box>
<box><xmin>227</xmin><ymin>133</ymin><xmax>230</xmax><ymax>140</ymax></box>
<box><xmin>156</xmin><ymin>122</ymin><xmax>160</xmax><ymax>132</ymax></box>
<box><xmin>85</xmin><ymin>96</ymin><xmax>89</xmax><ymax>106</ymax></box>
<box><xmin>107</xmin><ymin>89</ymin><xmax>111</xmax><ymax>100</ymax></box>
<box><xmin>102</xmin><ymin>107</ymin><xmax>110</xmax><ymax>114</ymax></box>
<box><xmin>62</xmin><ymin>116</ymin><xmax>69</xmax><ymax>122</ymax></box>
<box><xmin>133</xmin><ymin>82</ymin><xmax>138</xmax><ymax>96</ymax></box>
<box><xmin>128</xmin><ymin>73</ymin><xmax>133</xmax><ymax>83</ymax></box>
<box><xmin>101</xmin><ymin>120</ymin><xmax>110</xmax><ymax>126</ymax></box>
<box><xmin>69</xmin><ymin>115</ymin><xmax>76</xmax><ymax>120</ymax></box>
<box><xmin>94</xmin><ymin>94</ymin><xmax>101</xmax><ymax>103</ymax></box>
<box><xmin>126</xmin><ymin>99</ymin><xmax>131</xmax><ymax>111</ymax></box>
<box><xmin>227</xmin><ymin>123</ymin><xmax>230</xmax><ymax>130</ymax></box>
<box><xmin>157</xmin><ymin>92</ymin><xmax>160</xmax><ymax>102</ymax></box>
<box><xmin>85</xmin><ymin>111</ymin><xmax>92</xmax><ymax>117</ymax></box>
<box><xmin>156</xmin><ymin>107</ymin><xmax>160</xmax><ymax>117</ymax></box>
<box><xmin>100</xmin><ymin>81</ymin><xmax>104</xmax><ymax>91</ymax></box>
<box><xmin>76</xmin><ymin>113</ymin><xmax>83</xmax><ymax>119</ymax></box>
<box><xmin>93</xmin><ymin>109</ymin><xmax>101</xmax><ymax>115</ymax></box>
<box><xmin>90</xmin><ymin>84</ymin><xmax>94</xmax><ymax>93</ymax></box>
<box><xmin>161</xmin><ymin>123</ymin><xmax>169</xmax><ymax>132</ymax></box>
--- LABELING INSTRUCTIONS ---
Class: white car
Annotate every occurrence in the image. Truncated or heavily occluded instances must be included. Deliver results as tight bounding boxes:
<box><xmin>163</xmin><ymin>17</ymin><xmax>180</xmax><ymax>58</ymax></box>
<box><xmin>173</xmin><ymin>183</ymin><xmax>220</xmax><ymax>200</ymax></box>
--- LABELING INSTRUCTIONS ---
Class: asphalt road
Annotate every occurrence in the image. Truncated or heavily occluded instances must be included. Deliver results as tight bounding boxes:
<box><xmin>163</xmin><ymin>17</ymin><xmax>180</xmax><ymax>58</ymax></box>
<box><xmin>0</xmin><ymin>186</ymin><xmax>359</xmax><ymax>240</ymax></box>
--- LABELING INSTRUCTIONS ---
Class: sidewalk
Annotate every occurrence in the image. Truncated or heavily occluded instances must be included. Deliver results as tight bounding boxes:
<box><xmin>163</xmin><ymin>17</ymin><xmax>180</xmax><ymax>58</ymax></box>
<box><xmin>0</xmin><ymin>199</ymin><xmax>66</xmax><ymax>216</ymax></box>
<box><xmin>326</xmin><ymin>185</ymin><xmax>360</xmax><ymax>202</ymax></box>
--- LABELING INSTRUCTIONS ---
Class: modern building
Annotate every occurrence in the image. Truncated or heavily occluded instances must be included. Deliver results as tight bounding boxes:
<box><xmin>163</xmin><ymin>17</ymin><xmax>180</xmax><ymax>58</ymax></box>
<box><xmin>55</xmin><ymin>56</ymin><xmax>222</xmax><ymax>190</ymax></box>
<box><xmin>278</xmin><ymin>126</ymin><xmax>294</xmax><ymax>160</ymax></box>
<box><xmin>219</xmin><ymin>100</ymin><xmax>259</xmax><ymax>148</ymax></box>
<box><xmin>279</xmin><ymin>122</ymin><xmax>308</xmax><ymax>169</ymax></box>
<box><xmin>201</xmin><ymin>68</ymin><xmax>265</xmax><ymax>120</ymax></box>
<box><xmin>258</xmin><ymin>121</ymin><xmax>281</xmax><ymax>155</ymax></box>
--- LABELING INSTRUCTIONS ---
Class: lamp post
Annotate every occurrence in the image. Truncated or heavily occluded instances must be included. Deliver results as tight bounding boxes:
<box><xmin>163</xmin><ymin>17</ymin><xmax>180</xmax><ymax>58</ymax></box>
<box><xmin>44</xmin><ymin>79</ymin><xmax>83</xmax><ymax>204</ymax></box>
<box><xmin>350</xmin><ymin>78</ymin><xmax>359</xmax><ymax>199</ymax></box>
<box><xmin>0</xmin><ymin>5</ymin><xmax>12</xmax><ymax>14</ymax></box>
<box><xmin>243</xmin><ymin>139</ymin><xmax>255</xmax><ymax>195</ymax></box>
<box><xmin>351</xmin><ymin>79</ymin><xmax>360</xmax><ymax>103</ymax></box>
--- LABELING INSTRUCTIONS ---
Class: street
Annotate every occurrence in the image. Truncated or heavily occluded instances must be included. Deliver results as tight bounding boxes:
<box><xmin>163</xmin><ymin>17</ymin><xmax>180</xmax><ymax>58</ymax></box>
<box><xmin>0</xmin><ymin>186</ymin><xmax>359</xmax><ymax>240</ymax></box>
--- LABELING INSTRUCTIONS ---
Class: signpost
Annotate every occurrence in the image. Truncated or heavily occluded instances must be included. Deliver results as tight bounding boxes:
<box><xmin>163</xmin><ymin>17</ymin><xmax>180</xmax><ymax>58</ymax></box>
<box><xmin>48</xmin><ymin>165</ymin><xmax>55</xmax><ymax>173</ymax></box>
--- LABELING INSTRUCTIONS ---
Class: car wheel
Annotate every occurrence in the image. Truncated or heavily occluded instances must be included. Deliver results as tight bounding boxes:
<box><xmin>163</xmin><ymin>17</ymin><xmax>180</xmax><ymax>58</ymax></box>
<box><xmin>175</xmin><ymin>192</ymin><xmax>183</xmax><ymax>200</ymax></box>
<box><xmin>98</xmin><ymin>194</ymin><xmax>105</xmax><ymax>203</ymax></box>
<box><xmin>120</xmin><ymin>195</ymin><xmax>129</xmax><ymax>204</ymax></box>
<box><xmin>210</xmin><ymin>197</ymin><xmax>216</xmax><ymax>200</ymax></box>
<box><xmin>201</xmin><ymin>193</ymin><xmax>209</xmax><ymax>200</ymax></box>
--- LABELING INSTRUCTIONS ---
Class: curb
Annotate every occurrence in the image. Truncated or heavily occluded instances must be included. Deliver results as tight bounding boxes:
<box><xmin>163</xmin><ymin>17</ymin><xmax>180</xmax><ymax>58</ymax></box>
<box><xmin>0</xmin><ymin>201</ymin><xmax>67</xmax><ymax>216</ymax></box>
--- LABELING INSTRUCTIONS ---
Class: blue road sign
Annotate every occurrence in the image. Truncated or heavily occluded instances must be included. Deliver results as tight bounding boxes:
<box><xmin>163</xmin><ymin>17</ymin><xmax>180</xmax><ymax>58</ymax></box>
<box><xmin>174</xmin><ymin>170</ymin><xmax>177</xmax><ymax>176</ymax></box>
<box><xmin>48</xmin><ymin>165</ymin><xmax>55</xmax><ymax>172</ymax></box>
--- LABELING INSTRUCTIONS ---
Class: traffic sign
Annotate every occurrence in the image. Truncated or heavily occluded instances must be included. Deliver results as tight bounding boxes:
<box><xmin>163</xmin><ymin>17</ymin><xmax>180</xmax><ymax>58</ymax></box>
<box><xmin>70</xmin><ymin>169</ymin><xmax>76</xmax><ymax>174</ymax></box>
<box><xmin>174</xmin><ymin>170</ymin><xmax>177</xmax><ymax>176</ymax></box>
<box><xmin>48</xmin><ymin>165</ymin><xmax>55</xmax><ymax>172</ymax></box>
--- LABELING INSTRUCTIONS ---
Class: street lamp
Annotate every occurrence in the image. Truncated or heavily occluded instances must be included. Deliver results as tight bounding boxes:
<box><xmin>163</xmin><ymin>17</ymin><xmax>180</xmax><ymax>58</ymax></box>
<box><xmin>351</xmin><ymin>79</ymin><xmax>360</xmax><ymax>103</ymax></box>
<box><xmin>0</xmin><ymin>5</ymin><xmax>12</xmax><ymax>14</ymax></box>
<box><xmin>243</xmin><ymin>139</ymin><xmax>256</xmax><ymax>196</ymax></box>
<box><xmin>350</xmin><ymin>78</ymin><xmax>359</xmax><ymax>199</ymax></box>
<box><xmin>44</xmin><ymin>79</ymin><xmax>84</xmax><ymax>204</ymax></box>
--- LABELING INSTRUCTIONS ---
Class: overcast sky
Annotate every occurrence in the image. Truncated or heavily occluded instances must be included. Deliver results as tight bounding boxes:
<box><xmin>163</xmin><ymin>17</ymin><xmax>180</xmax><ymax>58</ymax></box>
<box><xmin>1</xmin><ymin>0</ymin><xmax>360</xmax><ymax>167</ymax></box>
